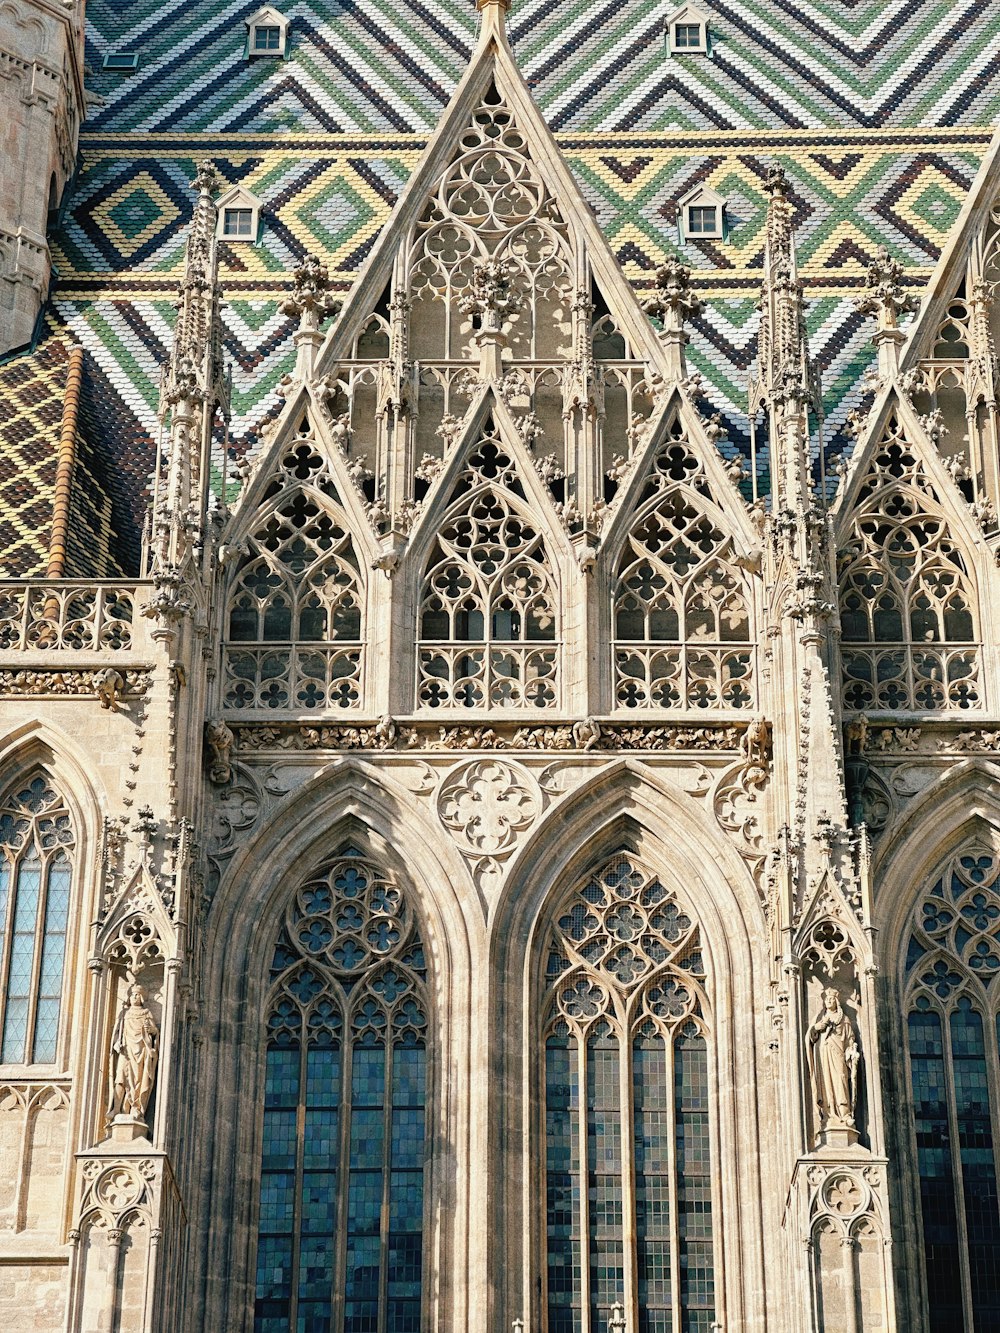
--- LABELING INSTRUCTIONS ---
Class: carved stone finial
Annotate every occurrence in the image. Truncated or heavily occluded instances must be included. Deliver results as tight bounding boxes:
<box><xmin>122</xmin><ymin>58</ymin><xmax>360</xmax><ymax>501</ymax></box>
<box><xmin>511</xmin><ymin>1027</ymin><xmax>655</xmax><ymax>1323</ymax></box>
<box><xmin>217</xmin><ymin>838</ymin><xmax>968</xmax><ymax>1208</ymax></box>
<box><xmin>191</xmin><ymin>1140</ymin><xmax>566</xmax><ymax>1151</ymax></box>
<box><xmin>764</xmin><ymin>164</ymin><xmax>790</xmax><ymax>199</ymax></box>
<box><xmin>854</xmin><ymin>245</ymin><xmax>919</xmax><ymax>331</ymax></box>
<box><xmin>460</xmin><ymin>259</ymin><xmax>523</xmax><ymax>378</ymax></box>
<box><xmin>854</xmin><ymin>245</ymin><xmax>919</xmax><ymax>378</ymax></box>
<box><xmin>191</xmin><ymin>160</ymin><xmax>221</xmax><ymax>197</ymax></box>
<box><xmin>459</xmin><ymin>259</ymin><xmax>523</xmax><ymax>329</ymax></box>
<box><xmin>643</xmin><ymin>259</ymin><xmax>701</xmax><ymax>376</ymax></box>
<box><xmin>642</xmin><ymin>258</ymin><xmax>703</xmax><ymax>328</ymax></box>
<box><xmin>279</xmin><ymin>253</ymin><xmax>343</xmax><ymax>327</ymax></box>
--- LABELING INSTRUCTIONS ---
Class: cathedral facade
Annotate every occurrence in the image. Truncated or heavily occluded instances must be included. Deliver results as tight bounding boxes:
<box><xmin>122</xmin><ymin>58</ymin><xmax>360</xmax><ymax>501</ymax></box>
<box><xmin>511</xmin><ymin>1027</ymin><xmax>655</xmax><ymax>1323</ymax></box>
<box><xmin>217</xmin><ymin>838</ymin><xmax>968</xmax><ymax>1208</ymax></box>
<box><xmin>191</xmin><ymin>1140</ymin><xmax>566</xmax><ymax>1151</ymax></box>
<box><xmin>1</xmin><ymin>1</ymin><xmax>1000</xmax><ymax>1330</ymax></box>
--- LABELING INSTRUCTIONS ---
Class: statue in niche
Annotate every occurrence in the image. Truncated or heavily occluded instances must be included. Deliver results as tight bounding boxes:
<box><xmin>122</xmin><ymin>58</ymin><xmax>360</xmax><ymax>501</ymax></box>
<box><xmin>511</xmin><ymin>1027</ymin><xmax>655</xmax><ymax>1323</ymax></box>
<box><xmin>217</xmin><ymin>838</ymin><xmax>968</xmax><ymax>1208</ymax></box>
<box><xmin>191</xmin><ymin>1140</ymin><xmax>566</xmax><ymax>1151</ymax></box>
<box><xmin>106</xmin><ymin>983</ymin><xmax>159</xmax><ymax>1126</ymax></box>
<box><xmin>807</xmin><ymin>987</ymin><xmax>861</xmax><ymax>1141</ymax></box>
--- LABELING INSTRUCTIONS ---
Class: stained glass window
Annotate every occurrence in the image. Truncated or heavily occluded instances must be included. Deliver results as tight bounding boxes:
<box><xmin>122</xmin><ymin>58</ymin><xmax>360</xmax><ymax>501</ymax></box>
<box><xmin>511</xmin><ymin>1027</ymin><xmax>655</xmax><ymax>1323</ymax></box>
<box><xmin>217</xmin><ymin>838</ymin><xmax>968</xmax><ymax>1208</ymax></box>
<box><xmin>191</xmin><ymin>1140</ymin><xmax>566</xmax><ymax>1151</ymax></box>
<box><xmin>254</xmin><ymin>849</ymin><xmax>427</xmax><ymax>1333</ymax></box>
<box><xmin>903</xmin><ymin>850</ymin><xmax>1000</xmax><ymax>1328</ymax></box>
<box><xmin>0</xmin><ymin>776</ymin><xmax>74</xmax><ymax>1065</ymax></box>
<box><xmin>543</xmin><ymin>854</ymin><xmax>714</xmax><ymax>1333</ymax></box>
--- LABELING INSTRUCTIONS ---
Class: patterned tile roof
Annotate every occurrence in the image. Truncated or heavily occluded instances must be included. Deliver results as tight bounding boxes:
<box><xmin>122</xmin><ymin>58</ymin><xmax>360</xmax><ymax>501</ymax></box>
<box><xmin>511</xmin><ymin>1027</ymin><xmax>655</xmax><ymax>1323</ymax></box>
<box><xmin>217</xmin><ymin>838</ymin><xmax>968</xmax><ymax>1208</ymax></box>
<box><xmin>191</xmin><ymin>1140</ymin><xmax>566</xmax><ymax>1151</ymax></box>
<box><xmin>83</xmin><ymin>0</ymin><xmax>1000</xmax><ymax>134</ymax></box>
<box><xmin>0</xmin><ymin>334</ymin><xmax>119</xmax><ymax>578</ymax></box>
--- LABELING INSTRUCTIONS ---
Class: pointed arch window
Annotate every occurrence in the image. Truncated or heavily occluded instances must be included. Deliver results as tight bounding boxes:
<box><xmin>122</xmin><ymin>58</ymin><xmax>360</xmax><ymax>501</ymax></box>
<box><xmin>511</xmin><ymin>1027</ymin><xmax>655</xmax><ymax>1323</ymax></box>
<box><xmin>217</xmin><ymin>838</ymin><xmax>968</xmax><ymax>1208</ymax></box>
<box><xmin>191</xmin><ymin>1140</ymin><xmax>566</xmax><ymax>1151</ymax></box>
<box><xmin>543</xmin><ymin>853</ymin><xmax>715</xmax><ymax>1333</ymax></box>
<box><xmin>839</xmin><ymin>418</ymin><xmax>979</xmax><ymax>711</ymax></box>
<box><xmin>902</xmin><ymin>848</ymin><xmax>1000</xmax><ymax>1329</ymax></box>
<box><xmin>612</xmin><ymin>427</ymin><xmax>753</xmax><ymax>710</ymax></box>
<box><xmin>417</xmin><ymin>423</ymin><xmax>559</xmax><ymax>709</ymax></box>
<box><xmin>224</xmin><ymin>434</ymin><xmax>365</xmax><ymax>710</ymax></box>
<box><xmin>254</xmin><ymin>848</ymin><xmax>428</xmax><ymax>1333</ymax></box>
<box><xmin>0</xmin><ymin>776</ymin><xmax>74</xmax><ymax>1066</ymax></box>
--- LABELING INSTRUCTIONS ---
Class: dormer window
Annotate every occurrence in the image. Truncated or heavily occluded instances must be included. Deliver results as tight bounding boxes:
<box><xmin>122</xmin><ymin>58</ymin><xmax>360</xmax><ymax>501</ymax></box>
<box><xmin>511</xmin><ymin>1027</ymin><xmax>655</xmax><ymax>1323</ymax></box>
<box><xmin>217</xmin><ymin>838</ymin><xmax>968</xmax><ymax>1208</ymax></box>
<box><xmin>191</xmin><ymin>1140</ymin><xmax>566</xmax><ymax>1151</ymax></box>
<box><xmin>677</xmin><ymin>185</ymin><xmax>726</xmax><ymax>241</ymax></box>
<box><xmin>217</xmin><ymin>186</ymin><xmax>263</xmax><ymax>243</ymax></box>
<box><xmin>253</xmin><ymin>26</ymin><xmax>281</xmax><ymax>52</ymax></box>
<box><xmin>223</xmin><ymin>209</ymin><xmax>253</xmax><ymax>238</ymax></box>
<box><xmin>667</xmin><ymin>4</ymin><xmax>710</xmax><ymax>55</ymax></box>
<box><xmin>246</xmin><ymin>7</ymin><xmax>289</xmax><ymax>59</ymax></box>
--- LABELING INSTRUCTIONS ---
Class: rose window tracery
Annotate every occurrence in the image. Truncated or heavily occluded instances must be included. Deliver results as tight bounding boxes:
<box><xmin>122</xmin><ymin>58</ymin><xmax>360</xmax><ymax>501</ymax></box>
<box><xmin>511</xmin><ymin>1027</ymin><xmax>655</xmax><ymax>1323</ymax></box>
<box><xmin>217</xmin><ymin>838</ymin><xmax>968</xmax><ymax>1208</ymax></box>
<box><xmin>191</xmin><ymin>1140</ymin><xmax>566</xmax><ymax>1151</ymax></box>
<box><xmin>224</xmin><ymin>438</ymin><xmax>365</xmax><ymax>711</ymax></box>
<box><xmin>544</xmin><ymin>854</ymin><xmax>714</xmax><ymax>1333</ymax></box>
<box><xmin>612</xmin><ymin>428</ymin><xmax>753</xmax><ymax>711</ymax></box>
<box><xmin>902</xmin><ymin>848</ymin><xmax>1000</xmax><ymax>1329</ymax></box>
<box><xmin>417</xmin><ymin>424</ymin><xmax>559</xmax><ymax>709</ymax></box>
<box><xmin>839</xmin><ymin>419</ymin><xmax>979</xmax><ymax>711</ymax></box>
<box><xmin>255</xmin><ymin>848</ymin><xmax>427</xmax><ymax>1333</ymax></box>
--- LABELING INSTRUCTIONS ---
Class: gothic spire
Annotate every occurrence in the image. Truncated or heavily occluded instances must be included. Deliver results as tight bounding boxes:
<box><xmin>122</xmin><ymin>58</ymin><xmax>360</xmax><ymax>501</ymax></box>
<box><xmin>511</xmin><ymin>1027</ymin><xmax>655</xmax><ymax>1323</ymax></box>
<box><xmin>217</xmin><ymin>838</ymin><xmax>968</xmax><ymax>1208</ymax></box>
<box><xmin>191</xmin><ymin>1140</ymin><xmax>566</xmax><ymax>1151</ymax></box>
<box><xmin>146</xmin><ymin>162</ymin><xmax>227</xmax><ymax>595</ymax></box>
<box><xmin>750</xmin><ymin>167</ymin><xmax>820</xmax><ymax>513</ymax></box>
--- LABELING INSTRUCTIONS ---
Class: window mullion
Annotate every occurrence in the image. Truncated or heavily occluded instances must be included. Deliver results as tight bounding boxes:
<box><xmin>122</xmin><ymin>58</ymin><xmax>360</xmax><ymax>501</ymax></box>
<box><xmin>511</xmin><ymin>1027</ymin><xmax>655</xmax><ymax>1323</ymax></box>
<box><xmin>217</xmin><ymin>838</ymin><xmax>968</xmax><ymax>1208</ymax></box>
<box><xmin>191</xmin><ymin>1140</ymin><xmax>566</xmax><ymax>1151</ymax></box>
<box><xmin>0</xmin><ymin>853</ymin><xmax>15</xmax><ymax>1044</ymax></box>
<box><xmin>619</xmin><ymin>1012</ymin><xmax>638</xmax><ymax>1332</ymax></box>
<box><xmin>666</xmin><ymin>1031</ymin><xmax>680</xmax><ymax>1333</ymax></box>
<box><xmin>379</xmin><ymin>1035</ymin><xmax>394</xmax><ymax>1333</ymax></box>
<box><xmin>333</xmin><ymin>1026</ymin><xmax>353</xmax><ymax>1333</ymax></box>
<box><xmin>288</xmin><ymin>1020</ymin><xmax>308</xmax><ymax>1331</ymax></box>
<box><xmin>942</xmin><ymin>1003</ymin><xmax>975</xmax><ymax>1327</ymax></box>
<box><xmin>25</xmin><ymin>848</ymin><xmax>47</xmax><ymax>1062</ymax></box>
<box><xmin>576</xmin><ymin>1024</ymin><xmax>592</xmax><ymax>1333</ymax></box>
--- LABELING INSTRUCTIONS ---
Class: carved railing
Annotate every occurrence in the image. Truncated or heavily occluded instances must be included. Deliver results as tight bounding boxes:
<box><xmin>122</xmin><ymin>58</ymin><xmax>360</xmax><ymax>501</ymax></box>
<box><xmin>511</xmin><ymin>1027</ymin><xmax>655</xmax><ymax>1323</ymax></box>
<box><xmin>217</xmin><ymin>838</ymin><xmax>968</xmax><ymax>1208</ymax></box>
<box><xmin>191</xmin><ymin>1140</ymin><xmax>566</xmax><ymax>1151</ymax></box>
<box><xmin>0</xmin><ymin>582</ymin><xmax>144</xmax><ymax>652</ymax></box>
<box><xmin>223</xmin><ymin>643</ymin><xmax>364</xmax><ymax>710</ymax></box>
<box><xmin>841</xmin><ymin>643</ymin><xmax>981</xmax><ymax>711</ymax></box>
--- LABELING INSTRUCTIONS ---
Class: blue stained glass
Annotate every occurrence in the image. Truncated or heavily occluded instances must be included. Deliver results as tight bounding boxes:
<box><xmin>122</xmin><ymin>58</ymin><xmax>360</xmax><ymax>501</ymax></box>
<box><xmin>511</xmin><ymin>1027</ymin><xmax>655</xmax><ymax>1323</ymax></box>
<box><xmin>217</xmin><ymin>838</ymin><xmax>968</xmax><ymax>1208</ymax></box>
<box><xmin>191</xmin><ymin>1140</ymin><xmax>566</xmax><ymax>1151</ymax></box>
<box><xmin>635</xmin><ymin>1029</ymin><xmax>671</xmax><ymax>1331</ymax></box>
<box><xmin>351</xmin><ymin>1046</ymin><xmax>385</xmax><ymax>1108</ymax></box>
<box><xmin>255</xmin><ymin>852</ymin><xmax>428</xmax><ymax>1331</ymax></box>
<box><xmin>2</xmin><ymin>856</ymin><xmax>41</xmax><ymax>1063</ymax></box>
<box><xmin>263</xmin><ymin>1109</ymin><xmax>298</xmax><ymax>1172</ymax></box>
<box><xmin>546</xmin><ymin>1029</ymin><xmax>581</xmax><ymax>1333</ymax></box>
<box><xmin>32</xmin><ymin>853</ymin><xmax>70</xmax><ymax>1062</ymax></box>
<box><xmin>907</xmin><ymin>1006</ymin><xmax>963</xmax><ymax>1328</ymax></box>
<box><xmin>0</xmin><ymin>860</ymin><xmax>9</xmax><ymax>941</ymax></box>
<box><xmin>588</xmin><ymin>1025</ymin><xmax>623</xmax><ymax>1332</ymax></box>
<box><xmin>951</xmin><ymin>1001</ymin><xmax>1000</xmax><ymax>1324</ymax></box>
<box><xmin>259</xmin><ymin>1172</ymin><xmax>296</xmax><ymax>1235</ymax></box>
<box><xmin>392</xmin><ymin>1045</ymin><xmax>425</xmax><ymax>1105</ymax></box>
<box><xmin>675</xmin><ymin>1030</ymin><xmax>714</xmax><ymax>1331</ymax></box>
<box><xmin>266</xmin><ymin>1046</ymin><xmax>301</xmax><ymax>1109</ymax></box>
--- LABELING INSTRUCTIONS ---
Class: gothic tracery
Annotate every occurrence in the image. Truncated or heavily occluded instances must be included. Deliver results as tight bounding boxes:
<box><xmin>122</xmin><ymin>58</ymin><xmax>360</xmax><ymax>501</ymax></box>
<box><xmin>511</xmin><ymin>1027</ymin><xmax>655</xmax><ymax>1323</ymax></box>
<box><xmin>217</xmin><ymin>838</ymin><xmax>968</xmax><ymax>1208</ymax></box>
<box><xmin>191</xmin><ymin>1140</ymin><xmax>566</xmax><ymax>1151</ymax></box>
<box><xmin>543</xmin><ymin>853</ymin><xmax>714</xmax><ymax>1333</ymax></box>
<box><xmin>839</xmin><ymin>417</ymin><xmax>979</xmax><ymax>712</ymax></box>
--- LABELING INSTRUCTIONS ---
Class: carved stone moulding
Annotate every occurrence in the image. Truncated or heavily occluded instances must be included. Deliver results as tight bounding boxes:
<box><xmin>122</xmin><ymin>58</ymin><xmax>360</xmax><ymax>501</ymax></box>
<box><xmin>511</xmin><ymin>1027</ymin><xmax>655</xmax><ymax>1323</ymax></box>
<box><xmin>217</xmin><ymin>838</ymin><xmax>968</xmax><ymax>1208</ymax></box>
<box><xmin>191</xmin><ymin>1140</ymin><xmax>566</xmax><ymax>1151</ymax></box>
<box><xmin>847</xmin><ymin>720</ymin><xmax>1000</xmax><ymax>758</ymax></box>
<box><xmin>230</xmin><ymin>718</ymin><xmax>749</xmax><ymax>755</ymax></box>
<box><xmin>0</xmin><ymin>666</ymin><xmax>153</xmax><ymax>700</ymax></box>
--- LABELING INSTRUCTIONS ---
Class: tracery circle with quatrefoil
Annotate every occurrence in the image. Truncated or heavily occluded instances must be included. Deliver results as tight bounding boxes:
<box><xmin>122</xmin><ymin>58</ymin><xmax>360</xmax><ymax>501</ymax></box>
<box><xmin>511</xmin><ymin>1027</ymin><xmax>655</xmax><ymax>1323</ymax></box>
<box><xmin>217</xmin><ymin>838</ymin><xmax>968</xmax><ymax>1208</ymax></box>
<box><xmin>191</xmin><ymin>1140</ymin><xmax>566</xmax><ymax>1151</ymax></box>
<box><xmin>544</xmin><ymin>854</ymin><xmax>707</xmax><ymax>1035</ymax></box>
<box><xmin>904</xmin><ymin>850</ymin><xmax>1000</xmax><ymax>1007</ymax></box>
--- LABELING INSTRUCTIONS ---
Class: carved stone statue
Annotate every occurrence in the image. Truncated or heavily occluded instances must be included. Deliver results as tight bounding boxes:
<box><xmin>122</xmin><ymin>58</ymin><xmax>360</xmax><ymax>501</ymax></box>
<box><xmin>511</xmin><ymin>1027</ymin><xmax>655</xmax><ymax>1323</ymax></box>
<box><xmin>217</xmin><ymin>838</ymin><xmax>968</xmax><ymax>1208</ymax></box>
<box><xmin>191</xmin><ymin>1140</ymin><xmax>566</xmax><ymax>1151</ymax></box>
<box><xmin>106</xmin><ymin>984</ymin><xmax>159</xmax><ymax>1126</ymax></box>
<box><xmin>205</xmin><ymin>718</ymin><xmax>234</xmax><ymax>784</ymax></box>
<box><xmin>807</xmin><ymin>987</ymin><xmax>860</xmax><ymax>1141</ymax></box>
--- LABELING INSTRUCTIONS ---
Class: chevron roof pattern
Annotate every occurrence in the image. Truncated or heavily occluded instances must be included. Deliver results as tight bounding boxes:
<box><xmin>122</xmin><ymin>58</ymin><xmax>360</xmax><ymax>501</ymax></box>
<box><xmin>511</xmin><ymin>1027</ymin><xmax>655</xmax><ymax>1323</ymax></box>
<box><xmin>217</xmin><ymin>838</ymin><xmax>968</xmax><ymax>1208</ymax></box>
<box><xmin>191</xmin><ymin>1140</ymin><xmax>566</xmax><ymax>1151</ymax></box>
<box><xmin>3</xmin><ymin>0</ymin><xmax>994</xmax><ymax>574</ymax></box>
<box><xmin>0</xmin><ymin>335</ymin><xmax>120</xmax><ymax>578</ymax></box>
<box><xmin>84</xmin><ymin>0</ymin><xmax>1000</xmax><ymax>134</ymax></box>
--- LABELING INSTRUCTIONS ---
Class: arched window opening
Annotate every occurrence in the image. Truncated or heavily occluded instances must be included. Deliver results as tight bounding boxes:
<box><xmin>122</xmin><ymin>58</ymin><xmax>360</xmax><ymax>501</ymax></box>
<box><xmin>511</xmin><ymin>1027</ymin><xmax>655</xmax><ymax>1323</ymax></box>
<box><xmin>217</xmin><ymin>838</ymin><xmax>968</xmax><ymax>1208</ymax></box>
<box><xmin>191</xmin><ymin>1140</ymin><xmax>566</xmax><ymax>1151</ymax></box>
<box><xmin>612</xmin><ymin>429</ymin><xmax>753</xmax><ymax>710</ymax></box>
<box><xmin>224</xmin><ymin>439</ymin><xmax>365</xmax><ymax>710</ymax></box>
<box><xmin>254</xmin><ymin>848</ymin><xmax>428</xmax><ymax>1333</ymax></box>
<box><xmin>543</xmin><ymin>854</ymin><xmax>714</xmax><ymax>1333</ymax></box>
<box><xmin>417</xmin><ymin>424</ymin><xmax>559</xmax><ymax>709</ymax></box>
<box><xmin>839</xmin><ymin>419</ymin><xmax>979</xmax><ymax>711</ymax></box>
<box><xmin>902</xmin><ymin>849</ymin><xmax>1000</xmax><ymax>1329</ymax></box>
<box><xmin>0</xmin><ymin>776</ymin><xmax>74</xmax><ymax>1065</ymax></box>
